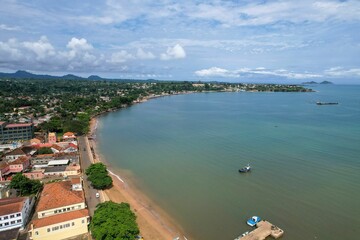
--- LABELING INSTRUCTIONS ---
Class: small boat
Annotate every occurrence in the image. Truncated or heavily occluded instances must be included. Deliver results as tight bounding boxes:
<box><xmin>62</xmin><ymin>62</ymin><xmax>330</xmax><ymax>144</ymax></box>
<box><xmin>247</xmin><ymin>216</ymin><xmax>261</xmax><ymax>227</ymax></box>
<box><xmin>316</xmin><ymin>101</ymin><xmax>338</xmax><ymax>105</ymax></box>
<box><xmin>239</xmin><ymin>164</ymin><xmax>251</xmax><ymax>173</ymax></box>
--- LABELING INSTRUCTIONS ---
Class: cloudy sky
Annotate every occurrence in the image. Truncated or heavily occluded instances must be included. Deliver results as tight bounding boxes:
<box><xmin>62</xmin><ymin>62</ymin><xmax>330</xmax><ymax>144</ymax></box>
<box><xmin>1</xmin><ymin>0</ymin><xmax>359</xmax><ymax>83</ymax></box>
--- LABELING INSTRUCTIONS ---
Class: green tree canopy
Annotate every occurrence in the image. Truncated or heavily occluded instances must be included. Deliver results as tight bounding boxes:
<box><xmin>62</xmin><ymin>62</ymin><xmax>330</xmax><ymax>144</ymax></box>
<box><xmin>85</xmin><ymin>163</ymin><xmax>113</xmax><ymax>189</ymax></box>
<box><xmin>90</xmin><ymin>201</ymin><xmax>139</xmax><ymax>240</ymax></box>
<box><xmin>9</xmin><ymin>173</ymin><xmax>43</xmax><ymax>196</ymax></box>
<box><xmin>38</xmin><ymin>147</ymin><xmax>53</xmax><ymax>154</ymax></box>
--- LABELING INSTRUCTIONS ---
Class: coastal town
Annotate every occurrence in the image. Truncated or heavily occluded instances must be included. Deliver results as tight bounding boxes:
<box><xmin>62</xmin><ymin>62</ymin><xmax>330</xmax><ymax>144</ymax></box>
<box><xmin>0</xmin><ymin>78</ymin><xmax>309</xmax><ymax>240</ymax></box>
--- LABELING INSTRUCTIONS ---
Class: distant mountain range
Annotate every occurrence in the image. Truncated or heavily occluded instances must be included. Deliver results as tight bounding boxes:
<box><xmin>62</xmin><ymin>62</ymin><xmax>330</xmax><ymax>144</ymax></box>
<box><xmin>0</xmin><ymin>70</ymin><xmax>104</xmax><ymax>80</ymax></box>
<box><xmin>302</xmin><ymin>80</ymin><xmax>333</xmax><ymax>84</ymax></box>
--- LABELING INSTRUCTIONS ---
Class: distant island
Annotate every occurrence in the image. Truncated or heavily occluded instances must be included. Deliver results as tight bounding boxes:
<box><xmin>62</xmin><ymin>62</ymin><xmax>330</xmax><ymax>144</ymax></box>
<box><xmin>302</xmin><ymin>80</ymin><xmax>333</xmax><ymax>84</ymax></box>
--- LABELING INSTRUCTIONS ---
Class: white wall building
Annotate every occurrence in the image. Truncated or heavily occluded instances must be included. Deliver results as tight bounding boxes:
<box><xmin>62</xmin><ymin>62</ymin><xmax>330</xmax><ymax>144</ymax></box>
<box><xmin>0</xmin><ymin>197</ymin><xmax>34</xmax><ymax>232</ymax></box>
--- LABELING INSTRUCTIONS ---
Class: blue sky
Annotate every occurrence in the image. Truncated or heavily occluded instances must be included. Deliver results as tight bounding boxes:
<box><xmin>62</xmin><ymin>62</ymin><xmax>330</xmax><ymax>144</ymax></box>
<box><xmin>0</xmin><ymin>0</ymin><xmax>359</xmax><ymax>83</ymax></box>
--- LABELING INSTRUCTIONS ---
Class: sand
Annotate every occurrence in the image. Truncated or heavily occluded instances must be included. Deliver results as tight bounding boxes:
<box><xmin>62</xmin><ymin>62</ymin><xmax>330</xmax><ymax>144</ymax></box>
<box><xmin>88</xmin><ymin>117</ymin><xmax>187</xmax><ymax>240</ymax></box>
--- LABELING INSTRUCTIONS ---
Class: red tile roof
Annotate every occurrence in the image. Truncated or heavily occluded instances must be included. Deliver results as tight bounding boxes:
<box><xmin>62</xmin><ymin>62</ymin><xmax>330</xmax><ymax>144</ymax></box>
<box><xmin>32</xmin><ymin>209</ymin><xmax>89</xmax><ymax>228</ymax></box>
<box><xmin>51</xmin><ymin>144</ymin><xmax>63</xmax><ymax>151</ymax></box>
<box><xmin>6</xmin><ymin>148</ymin><xmax>26</xmax><ymax>156</ymax></box>
<box><xmin>36</xmin><ymin>181</ymin><xmax>85</xmax><ymax>212</ymax></box>
<box><xmin>0</xmin><ymin>197</ymin><xmax>27</xmax><ymax>216</ymax></box>
<box><xmin>63</xmin><ymin>132</ymin><xmax>75</xmax><ymax>137</ymax></box>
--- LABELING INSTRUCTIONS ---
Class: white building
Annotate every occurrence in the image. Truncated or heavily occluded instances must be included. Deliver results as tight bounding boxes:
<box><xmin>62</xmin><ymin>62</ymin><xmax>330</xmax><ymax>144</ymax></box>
<box><xmin>0</xmin><ymin>197</ymin><xmax>34</xmax><ymax>232</ymax></box>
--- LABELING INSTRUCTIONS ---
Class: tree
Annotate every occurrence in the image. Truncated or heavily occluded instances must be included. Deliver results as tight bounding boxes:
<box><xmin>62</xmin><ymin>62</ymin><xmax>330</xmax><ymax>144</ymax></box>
<box><xmin>38</xmin><ymin>147</ymin><xmax>53</xmax><ymax>154</ymax></box>
<box><xmin>90</xmin><ymin>201</ymin><xmax>139</xmax><ymax>240</ymax></box>
<box><xmin>85</xmin><ymin>163</ymin><xmax>113</xmax><ymax>189</ymax></box>
<box><xmin>9</xmin><ymin>173</ymin><xmax>43</xmax><ymax>196</ymax></box>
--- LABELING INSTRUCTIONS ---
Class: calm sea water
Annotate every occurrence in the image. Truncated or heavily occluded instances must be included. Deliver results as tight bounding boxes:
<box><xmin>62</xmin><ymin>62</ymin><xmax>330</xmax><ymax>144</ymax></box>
<box><xmin>97</xmin><ymin>85</ymin><xmax>360</xmax><ymax>240</ymax></box>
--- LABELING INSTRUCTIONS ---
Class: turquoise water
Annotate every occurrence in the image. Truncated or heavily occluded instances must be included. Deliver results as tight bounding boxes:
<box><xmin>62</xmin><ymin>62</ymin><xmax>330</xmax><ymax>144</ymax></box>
<box><xmin>97</xmin><ymin>85</ymin><xmax>360</xmax><ymax>240</ymax></box>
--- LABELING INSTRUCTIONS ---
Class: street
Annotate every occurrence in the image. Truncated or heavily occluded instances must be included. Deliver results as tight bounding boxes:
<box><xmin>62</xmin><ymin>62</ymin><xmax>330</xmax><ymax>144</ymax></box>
<box><xmin>78</xmin><ymin>136</ymin><xmax>101</xmax><ymax>216</ymax></box>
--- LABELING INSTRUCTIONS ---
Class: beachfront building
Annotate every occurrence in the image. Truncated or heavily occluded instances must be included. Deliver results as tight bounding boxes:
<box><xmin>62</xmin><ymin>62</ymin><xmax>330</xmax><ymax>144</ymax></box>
<box><xmin>0</xmin><ymin>197</ymin><xmax>35</xmax><ymax>232</ymax></box>
<box><xmin>0</xmin><ymin>122</ymin><xmax>34</xmax><ymax>144</ymax></box>
<box><xmin>28</xmin><ymin>179</ymin><xmax>90</xmax><ymax>240</ymax></box>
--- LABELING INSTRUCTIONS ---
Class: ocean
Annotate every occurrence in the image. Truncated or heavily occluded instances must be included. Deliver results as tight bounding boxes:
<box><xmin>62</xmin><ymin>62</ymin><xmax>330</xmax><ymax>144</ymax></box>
<box><xmin>97</xmin><ymin>85</ymin><xmax>360</xmax><ymax>240</ymax></box>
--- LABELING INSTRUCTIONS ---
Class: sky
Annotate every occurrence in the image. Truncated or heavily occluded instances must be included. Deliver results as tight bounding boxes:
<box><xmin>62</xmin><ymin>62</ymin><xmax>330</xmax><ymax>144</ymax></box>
<box><xmin>0</xmin><ymin>0</ymin><xmax>360</xmax><ymax>83</ymax></box>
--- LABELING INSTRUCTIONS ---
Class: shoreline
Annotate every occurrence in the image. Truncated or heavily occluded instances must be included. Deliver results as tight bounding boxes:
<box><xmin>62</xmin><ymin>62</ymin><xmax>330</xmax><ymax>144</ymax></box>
<box><xmin>88</xmin><ymin>116</ymin><xmax>188</xmax><ymax>240</ymax></box>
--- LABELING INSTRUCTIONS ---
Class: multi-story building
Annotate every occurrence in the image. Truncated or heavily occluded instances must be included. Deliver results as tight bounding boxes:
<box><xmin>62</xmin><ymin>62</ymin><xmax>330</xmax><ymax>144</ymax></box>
<box><xmin>0</xmin><ymin>122</ymin><xmax>34</xmax><ymax>144</ymax></box>
<box><xmin>28</xmin><ymin>179</ymin><xmax>90</xmax><ymax>240</ymax></box>
<box><xmin>0</xmin><ymin>197</ymin><xmax>35</xmax><ymax>232</ymax></box>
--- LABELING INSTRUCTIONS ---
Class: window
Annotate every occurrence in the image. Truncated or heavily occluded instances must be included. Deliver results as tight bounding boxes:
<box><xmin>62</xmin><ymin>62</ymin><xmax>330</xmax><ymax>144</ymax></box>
<box><xmin>42</xmin><ymin>213</ymin><xmax>45</xmax><ymax>217</ymax></box>
<box><xmin>5</xmin><ymin>222</ymin><xmax>9</xmax><ymax>226</ymax></box>
<box><xmin>4</xmin><ymin>216</ymin><xmax>8</xmax><ymax>220</ymax></box>
<box><xmin>0</xmin><ymin>224</ymin><xmax>2</xmax><ymax>227</ymax></box>
<box><xmin>47</xmin><ymin>228</ymin><xmax>50</xmax><ymax>232</ymax></box>
<box><xmin>72</xmin><ymin>222</ymin><xmax>75</xmax><ymax>226</ymax></box>
<box><xmin>10</xmin><ymin>214</ymin><xmax>15</xmax><ymax>218</ymax></box>
<box><xmin>35</xmin><ymin>231</ymin><xmax>39</xmax><ymax>235</ymax></box>
<box><xmin>16</xmin><ymin>213</ymin><xmax>21</xmax><ymax>217</ymax></box>
<box><xmin>17</xmin><ymin>219</ymin><xmax>21</xmax><ymax>223</ymax></box>
<box><xmin>11</xmin><ymin>221</ymin><xmax>15</xmax><ymax>224</ymax></box>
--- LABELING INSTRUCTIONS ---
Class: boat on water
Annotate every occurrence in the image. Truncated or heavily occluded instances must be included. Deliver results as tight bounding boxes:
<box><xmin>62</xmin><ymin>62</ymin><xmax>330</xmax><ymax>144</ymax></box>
<box><xmin>316</xmin><ymin>101</ymin><xmax>338</xmax><ymax>105</ymax></box>
<box><xmin>247</xmin><ymin>216</ymin><xmax>261</xmax><ymax>227</ymax></box>
<box><xmin>239</xmin><ymin>164</ymin><xmax>251</xmax><ymax>173</ymax></box>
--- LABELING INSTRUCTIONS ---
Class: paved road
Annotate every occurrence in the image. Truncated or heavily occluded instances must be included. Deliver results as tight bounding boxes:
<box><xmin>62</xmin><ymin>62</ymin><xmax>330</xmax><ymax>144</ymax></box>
<box><xmin>78</xmin><ymin>136</ymin><xmax>101</xmax><ymax>216</ymax></box>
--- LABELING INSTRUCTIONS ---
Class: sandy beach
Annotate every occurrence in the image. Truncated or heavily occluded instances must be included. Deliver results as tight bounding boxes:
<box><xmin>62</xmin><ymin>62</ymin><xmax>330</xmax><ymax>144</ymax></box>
<box><xmin>88</xmin><ymin>117</ymin><xmax>187</xmax><ymax>240</ymax></box>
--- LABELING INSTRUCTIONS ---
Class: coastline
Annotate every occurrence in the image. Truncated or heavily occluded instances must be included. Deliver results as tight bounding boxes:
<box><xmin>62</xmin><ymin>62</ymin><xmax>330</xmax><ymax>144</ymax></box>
<box><xmin>88</xmin><ymin>116</ymin><xmax>188</xmax><ymax>240</ymax></box>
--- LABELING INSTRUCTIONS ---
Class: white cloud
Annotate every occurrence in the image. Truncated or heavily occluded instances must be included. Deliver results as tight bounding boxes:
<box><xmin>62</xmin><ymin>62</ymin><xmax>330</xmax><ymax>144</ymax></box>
<box><xmin>0</xmin><ymin>24</ymin><xmax>20</xmax><ymax>31</ymax></box>
<box><xmin>160</xmin><ymin>44</ymin><xmax>186</xmax><ymax>60</ymax></box>
<box><xmin>195</xmin><ymin>67</ymin><xmax>323</xmax><ymax>79</ymax></box>
<box><xmin>23</xmin><ymin>36</ymin><xmax>55</xmax><ymax>60</ymax></box>
<box><xmin>324</xmin><ymin>67</ymin><xmax>360</xmax><ymax>77</ymax></box>
<box><xmin>109</xmin><ymin>50</ymin><xmax>134</xmax><ymax>63</ymax></box>
<box><xmin>136</xmin><ymin>48</ymin><xmax>155</xmax><ymax>60</ymax></box>
<box><xmin>195</xmin><ymin>67</ymin><xmax>240</xmax><ymax>78</ymax></box>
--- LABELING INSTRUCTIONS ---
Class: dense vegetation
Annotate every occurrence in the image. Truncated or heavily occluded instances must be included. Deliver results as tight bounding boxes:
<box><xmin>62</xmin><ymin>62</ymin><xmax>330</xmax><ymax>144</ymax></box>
<box><xmin>90</xmin><ymin>201</ymin><xmax>139</xmax><ymax>240</ymax></box>
<box><xmin>0</xmin><ymin>78</ymin><xmax>312</xmax><ymax>136</ymax></box>
<box><xmin>37</xmin><ymin>147</ymin><xmax>53</xmax><ymax>154</ymax></box>
<box><xmin>9</xmin><ymin>173</ymin><xmax>43</xmax><ymax>196</ymax></box>
<box><xmin>85</xmin><ymin>163</ymin><xmax>113</xmax><ymax>189</ymax></box>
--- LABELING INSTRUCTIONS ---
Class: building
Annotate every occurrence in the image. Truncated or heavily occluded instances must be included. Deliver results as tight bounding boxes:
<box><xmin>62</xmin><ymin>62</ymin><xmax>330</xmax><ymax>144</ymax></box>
<box><xmin>48</xmin><ymin>133</ymin><xmax>56</xmax><ymax>144</ymax></box>
<box><xmin>28</xmin><ymin>180</ymin><xmax>89</xmax><ymax>240</ymax></box>
<box><xmin>5</xmin><ymin>148</ymin><xmax>26</xmax><ymax>161</ymax></box>
<box><xmin>0</xmin><ymin>122</ymin><xmax>34</xmax><ymax>144</ymax></box>
<box><xmin>0</xmin><ymin>197</ymin><xmax>34</xmax><ymax>232</ymax></box>
<box><xmin>62</xmin><ymin>132</ymin><xmax>76</xmax><ymax>141</ymax></box>
<box><xmin>0</xmin><ymin>156</ymin><xmax>31</xmax><ymax>181</ymax></box>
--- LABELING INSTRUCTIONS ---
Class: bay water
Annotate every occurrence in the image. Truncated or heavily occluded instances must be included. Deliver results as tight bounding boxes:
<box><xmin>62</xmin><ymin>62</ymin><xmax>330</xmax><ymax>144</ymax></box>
<box><xmin>97</xmin><ymin>85</ymin><xmax>360</xmax><ymax>240</ymax></box>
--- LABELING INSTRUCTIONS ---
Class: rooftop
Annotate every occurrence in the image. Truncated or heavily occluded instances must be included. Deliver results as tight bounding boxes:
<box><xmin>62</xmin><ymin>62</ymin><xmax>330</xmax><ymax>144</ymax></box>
<box><xmin>0</xmin><ymin>197</ymin><xmax>28</xmax><ymax>216</ymax></box>
<box><xmin>32</xmin><ymin>209</ymin><xmax>89</xmax><ymax>228</ymax></box>
<box><xmin>44</xmin><ymin>165</ymin><xmax>67</xmax><ymax>173</ymax></box>
<box><xmin>5</xmin><ymin>123</ymin><xmax>33</xmax><ymax>128</ymax></box>
<box><xmin>6</xmin><ymin>148</ymin><xmax>26</xmax><ymax>156</ymax></box>
<box><xmin>36</xmin><ymin>181</ymin><xmax>85</xmax><ymax>212</ymax></box>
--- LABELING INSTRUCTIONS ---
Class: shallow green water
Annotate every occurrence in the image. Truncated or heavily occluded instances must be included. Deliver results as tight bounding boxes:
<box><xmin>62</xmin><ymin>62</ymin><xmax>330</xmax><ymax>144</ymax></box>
<box><xmin>97</xmin><ymin>85</ymin><xmax>360</xmax><ymax>240</ymax></box>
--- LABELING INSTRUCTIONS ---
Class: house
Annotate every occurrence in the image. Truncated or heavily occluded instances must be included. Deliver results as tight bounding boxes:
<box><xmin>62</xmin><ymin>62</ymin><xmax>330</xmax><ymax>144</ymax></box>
<box><xmin>30</xmin><ymin>138</ymin><xmax>42</xmax><ymax>145</ymax></box>
<box><xmin>62</xmin><ymin>132</ymin><xmax>76</xmax><ymax>141</ymax></box>
<box><xmin>28</xmin><ymin>180</ymin><xmax>89</xmax><ymax>240</ymax></box>
<box><xmin>0</xmin><ymin>156</ymin><xmax>31</xmax><ymax>181</ymax></box>
<box><xmin>0</xmin><ymin>197</ymin><xmax>35</xmax><ymax>232</ymax></box>
<box><xmin>50</xmin><ymin>144</ymin><xmax>63</xmax><ymax>154</ymax></box>
<box><xmin>63</xmin><ymin>143</ymin><xmax>78</xmax><ymax>153</ymax></box>
<box><xmin>48</xmin><ymin>133</ymin><xmax>56</xmax><ymax>144</ymax></box>
<box><xmin>43</xmin><ymin>164</ymin><xmax>80</xmax><ymax>178</ymax></box>
<box><xmin>5</xmin><ymin>148</ymin><xmax>26</xmax><ymax>161</ymax></box>
<box><xmin>23</xmin><ymin>169</ymin><xmax>45</xmax><ymax>180</ymax></box>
